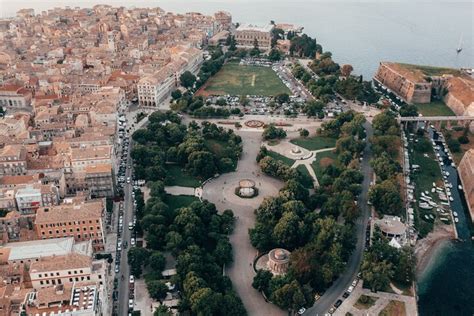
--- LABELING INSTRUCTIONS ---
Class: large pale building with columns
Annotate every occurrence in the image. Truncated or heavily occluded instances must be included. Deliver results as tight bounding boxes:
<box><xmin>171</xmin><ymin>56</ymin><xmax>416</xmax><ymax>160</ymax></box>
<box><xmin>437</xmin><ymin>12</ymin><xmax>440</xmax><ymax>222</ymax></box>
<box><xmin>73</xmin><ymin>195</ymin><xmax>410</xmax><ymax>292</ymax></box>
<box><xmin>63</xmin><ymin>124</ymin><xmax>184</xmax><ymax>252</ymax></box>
<box><xmin>234</xmin><ymin>23</ymin><xmax>274</xmax><ymax>50</ymax></box>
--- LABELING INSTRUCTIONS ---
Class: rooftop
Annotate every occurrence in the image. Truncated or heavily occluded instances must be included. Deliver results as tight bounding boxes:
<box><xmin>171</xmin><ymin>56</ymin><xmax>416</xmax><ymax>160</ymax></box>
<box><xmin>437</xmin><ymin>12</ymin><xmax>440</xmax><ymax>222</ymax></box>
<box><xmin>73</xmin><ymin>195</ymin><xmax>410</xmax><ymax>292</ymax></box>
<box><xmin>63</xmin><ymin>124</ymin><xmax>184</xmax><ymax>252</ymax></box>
<box><xmin>0</xmin><ymin>237</ymin><xmax>74</xmax><ymax>262</ymax></box>
<box><xmin>236</xmin><ymin>23</ymin><xmax>274</xmax><ymax>33</ymax></box>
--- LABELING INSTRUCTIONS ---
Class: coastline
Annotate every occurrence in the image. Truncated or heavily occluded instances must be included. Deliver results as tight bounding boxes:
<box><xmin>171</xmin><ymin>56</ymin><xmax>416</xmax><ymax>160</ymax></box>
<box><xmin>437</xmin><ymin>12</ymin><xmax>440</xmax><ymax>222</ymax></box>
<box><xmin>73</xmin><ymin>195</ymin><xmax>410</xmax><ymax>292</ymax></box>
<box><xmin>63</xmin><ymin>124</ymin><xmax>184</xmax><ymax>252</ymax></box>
<box><xmin>414</xmin><ymin>223</ymin><xmax>454</xmax><ymax>278</ymax></box>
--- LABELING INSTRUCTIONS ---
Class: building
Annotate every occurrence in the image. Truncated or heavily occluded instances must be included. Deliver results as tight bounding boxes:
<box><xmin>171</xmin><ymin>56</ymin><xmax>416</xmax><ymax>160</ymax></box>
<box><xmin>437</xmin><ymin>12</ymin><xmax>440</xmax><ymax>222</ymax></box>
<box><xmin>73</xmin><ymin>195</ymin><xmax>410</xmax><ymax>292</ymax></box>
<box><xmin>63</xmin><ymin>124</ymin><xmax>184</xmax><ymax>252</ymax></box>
<box><xmin>84</xmin><ymin>164</ymin><xmax>114</xmax><ymax>198</ymax></box>
<box><xmin>0</xmin><ymin>85</ymin><xmax>32</xmax><ymax>109</ymax></box>
<box><xmin>29</xmin><ymin>253</ymin><xmax>105</xmax><ymax>289</ymax></box>
<box><xmin>374</xmin><ymin>215</ymin><xmax>406</xmax><ymax>239</ymax></box>
<box><xmin>0</xmin><ymin>145</ymin><xmax>27</xmax><ymax>176</ymax></box>
<box><xmin>34</xmin><ymin>199</ymin><xmax>105</xmax><ymax>252</ymax></box>
<box><xmin>0</xmin><ymin>237</ymin><xmax>92</xmax><ymax>265</ymax></box>
<box><xmin>22</xmin><ymin>282</ymin><xmax>102</xmax><ymax>316</ymax></box>
<box><xmin>458</xmin><ymin>149</ymin><xmax>474</xmax><ymax>223</ymax></box>
<box><xmin>214</xmin><ymin>11</ymin><xmax>232</xmax><ymax>31</ymax></box>
<box><xmin>267</xmin><ymin>248</ymin><xmax>290</xmax><ymax>275</ymax></box>
<box><xmin>234</xmin><ymin>23</ymin><xmax>274</xmax><ymax>50</ymax></box>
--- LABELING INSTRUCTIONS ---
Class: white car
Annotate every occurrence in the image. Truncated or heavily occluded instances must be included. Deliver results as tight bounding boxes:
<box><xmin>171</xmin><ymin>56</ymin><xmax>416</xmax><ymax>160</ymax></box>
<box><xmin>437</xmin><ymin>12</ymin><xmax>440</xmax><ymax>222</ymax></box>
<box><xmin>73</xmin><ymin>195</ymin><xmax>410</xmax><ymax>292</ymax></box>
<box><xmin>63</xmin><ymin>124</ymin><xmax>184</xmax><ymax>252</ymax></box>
<box><xmin>126</xmin><ymin>177</ymin><xmax>131</xmax><ymax>184</ymax></box>
<box><xmin>129</xmin><ymin>275</ymin><xmax>135</xmax><ymax>284</ymax></box>
<box><xmin>130</xmin><ymin>238</ymin><xmax>136</xmax><ymax>246</ymax></box>
<box><xmin>347</xmin><ymin>285</ymin><xmax>354</xmax><ymax>293</ymax></box>
<box><xmin>128</xmin><ymin>299</ymin><xmax>134</xmax><ymax>309</ymax></box>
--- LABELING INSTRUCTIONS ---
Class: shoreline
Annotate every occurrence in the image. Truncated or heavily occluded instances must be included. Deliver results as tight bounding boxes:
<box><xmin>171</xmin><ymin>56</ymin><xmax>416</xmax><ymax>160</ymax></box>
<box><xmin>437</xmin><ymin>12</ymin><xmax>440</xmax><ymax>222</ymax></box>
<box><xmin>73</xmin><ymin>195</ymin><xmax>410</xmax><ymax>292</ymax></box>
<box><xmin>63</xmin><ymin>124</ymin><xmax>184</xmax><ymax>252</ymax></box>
<box><xmin>414</xmin><ymin>223</ymin><xmax>455</xmax><ymax>278</ymax></box>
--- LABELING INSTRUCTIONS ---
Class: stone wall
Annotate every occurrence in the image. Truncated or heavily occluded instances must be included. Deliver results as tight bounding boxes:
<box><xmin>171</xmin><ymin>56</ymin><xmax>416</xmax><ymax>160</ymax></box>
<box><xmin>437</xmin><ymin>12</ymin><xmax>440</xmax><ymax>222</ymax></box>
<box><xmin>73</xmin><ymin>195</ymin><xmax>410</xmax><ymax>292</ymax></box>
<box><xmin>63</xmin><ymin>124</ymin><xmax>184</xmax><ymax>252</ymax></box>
<box><xmin>374</xmin><ymin>63</ymin><xmax>431</xmax><ymax>104</ymax></box>
<box><xmin>458</xmin><ymin>149</ymin><xmax>474</xmax><ymax>223</ymax></box>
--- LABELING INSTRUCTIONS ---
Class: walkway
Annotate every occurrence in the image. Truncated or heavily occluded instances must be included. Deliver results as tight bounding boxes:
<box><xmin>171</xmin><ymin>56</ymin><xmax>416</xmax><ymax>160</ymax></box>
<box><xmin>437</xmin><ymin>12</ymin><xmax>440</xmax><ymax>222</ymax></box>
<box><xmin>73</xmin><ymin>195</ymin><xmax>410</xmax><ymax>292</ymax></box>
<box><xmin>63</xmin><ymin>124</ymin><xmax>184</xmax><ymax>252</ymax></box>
<box><xmin>334</xmin><ymin>282</ymin><xmax>417</xmax><ymax>316</ymax></box>
<box><xmin>202</xmin><ymin>130</ymin><xmax>285</xmax><ymax>316</ymax></box>
<box><xmin>164</xmin><ymin>186</ymin><xmax>197</xmax><ymax>196</ymax></box>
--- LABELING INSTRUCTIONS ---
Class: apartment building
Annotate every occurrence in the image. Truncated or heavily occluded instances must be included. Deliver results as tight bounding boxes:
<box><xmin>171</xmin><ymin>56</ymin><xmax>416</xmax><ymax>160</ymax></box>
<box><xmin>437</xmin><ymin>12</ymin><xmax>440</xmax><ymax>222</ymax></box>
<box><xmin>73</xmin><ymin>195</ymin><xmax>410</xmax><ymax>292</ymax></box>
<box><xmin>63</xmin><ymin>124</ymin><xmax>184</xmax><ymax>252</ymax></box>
<box><xmin>0</xmin><ymin>85</ymin><xmax>32</xmax><ymax>109</ymax></box>
<box><xmin>34</xmin><ymin>199</ymin><xmax>105</xmax><ymax>252</ymax></box>
<box><xmin>0</xmin><ymin>145</ymin><xmax>27</xmax><ymax>176</ymax></box>
<box><xmin>234</xmin><ymin>23</ymin><xmax>274</xmax><ymax>50</ymax></box>
<box><xmin>29</xmin><ymin>253</ymin><xmax>105</xmax><ymax>289</ymax></box>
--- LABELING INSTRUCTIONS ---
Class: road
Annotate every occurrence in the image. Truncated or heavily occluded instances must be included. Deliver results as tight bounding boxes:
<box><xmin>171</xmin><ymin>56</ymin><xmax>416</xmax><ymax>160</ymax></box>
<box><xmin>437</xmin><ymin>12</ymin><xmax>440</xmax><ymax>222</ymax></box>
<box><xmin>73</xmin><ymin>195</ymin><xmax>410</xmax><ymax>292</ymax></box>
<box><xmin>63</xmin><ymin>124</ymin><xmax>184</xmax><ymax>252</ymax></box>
<box><xmin>307</xmin><ymin>121</ymin><xmax>374</xmax><ymax>315</ymax></box>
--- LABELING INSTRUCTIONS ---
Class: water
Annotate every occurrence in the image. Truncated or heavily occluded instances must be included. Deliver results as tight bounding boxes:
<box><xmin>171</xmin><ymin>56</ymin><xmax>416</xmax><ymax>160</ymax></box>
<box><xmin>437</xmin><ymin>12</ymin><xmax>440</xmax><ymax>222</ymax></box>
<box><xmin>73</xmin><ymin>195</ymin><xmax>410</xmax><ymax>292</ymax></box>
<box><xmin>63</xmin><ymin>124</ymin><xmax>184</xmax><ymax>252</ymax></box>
<box><xmin>1</xmin><ymin>0</ymin><xmax>473</xmax><ymax>78</ymax></box>
<box><xmin>417</xmin><ymin>130</ymin><xmax>474</xmax><ymax>316</ymax></box>
<box><xmin>1</xmin><ymin>0</ymin><xmax>473</xmax><ymax>312</ymax></box>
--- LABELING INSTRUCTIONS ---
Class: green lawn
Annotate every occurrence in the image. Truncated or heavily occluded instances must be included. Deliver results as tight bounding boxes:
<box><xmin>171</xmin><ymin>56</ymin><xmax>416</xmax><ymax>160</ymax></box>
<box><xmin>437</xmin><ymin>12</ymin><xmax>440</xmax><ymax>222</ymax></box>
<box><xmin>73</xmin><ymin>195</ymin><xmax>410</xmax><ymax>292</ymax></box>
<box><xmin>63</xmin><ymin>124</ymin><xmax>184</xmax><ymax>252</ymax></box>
<box><xmin>409</xmin><ymin>134</ymin><xmax>444</xmax><ymax>237</ymax></box>
<box><xmin>296</xmin><ymin>164</ymin><xmax>311</xmax><ymax>179</ymax></box>
<box><xmin>267</xmin><ymin>150</ymin><xmax>295</xmax><ymax>166</ymax></box>
<box><xmin>354</xmin><ymin>295</ymin><xmax>378</xmax><ymax>310</ymax></box>
<box><xmin>416</xmin><ymin>101</ymin><xmax>456</xmax><ymax>117</ymax></box>
<box><xmin>398</xmin><ymin>63</ymin><xmax>460</xmax><ymax>77</ymax></box>
<box><xmin>290</xmin><ymin>136</ymin><xmax>337</xmax><ymax>151</ymax></box>
<box><xmin>165</xmin><ymin>164</ymin><xmax>201</xmax><ymax>187</ymax></box>
<box><xmin>201</xmin><ymin>62</ymin><xmax>290</xmax><ymax>96</ymax></box>
<box><xmin>311</xmin><ymin>150</ymin><xmax>338</xmax><ymax>180</ymax></box>
<box><xmin>164</xmin><ymin>194</ymin><xmax>200</xmax><ymax>211</ymax></box>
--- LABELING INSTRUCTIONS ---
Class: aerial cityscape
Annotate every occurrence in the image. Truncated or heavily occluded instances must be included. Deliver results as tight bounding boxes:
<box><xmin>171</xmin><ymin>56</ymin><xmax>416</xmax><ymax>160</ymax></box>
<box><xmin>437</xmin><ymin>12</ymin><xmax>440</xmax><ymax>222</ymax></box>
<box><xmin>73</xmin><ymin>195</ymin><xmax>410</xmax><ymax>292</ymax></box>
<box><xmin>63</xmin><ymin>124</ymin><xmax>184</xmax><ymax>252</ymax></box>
<box><xmin>0</xmin><ymin>1</ymin><xmax>472</xmax><ymax>316</ymax></box>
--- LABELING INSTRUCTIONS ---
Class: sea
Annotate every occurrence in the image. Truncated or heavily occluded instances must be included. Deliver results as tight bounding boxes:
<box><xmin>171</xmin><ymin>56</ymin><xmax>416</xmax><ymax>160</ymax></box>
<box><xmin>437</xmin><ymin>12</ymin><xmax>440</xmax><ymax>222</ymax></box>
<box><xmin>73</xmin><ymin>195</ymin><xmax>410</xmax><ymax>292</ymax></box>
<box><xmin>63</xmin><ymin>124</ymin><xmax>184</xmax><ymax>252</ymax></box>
<box><xmin>1</xmin><ymin>0</ymin><xmax>474</xmax><ymax>314</ymax></box>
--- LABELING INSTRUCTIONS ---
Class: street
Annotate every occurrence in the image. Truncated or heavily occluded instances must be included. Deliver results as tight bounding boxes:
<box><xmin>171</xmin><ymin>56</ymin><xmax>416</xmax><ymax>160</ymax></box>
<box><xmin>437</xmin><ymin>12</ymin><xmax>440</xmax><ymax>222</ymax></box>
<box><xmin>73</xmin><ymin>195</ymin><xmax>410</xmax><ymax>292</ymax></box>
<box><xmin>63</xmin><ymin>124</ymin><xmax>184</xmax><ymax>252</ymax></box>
<box><xmin>307</xmin><ymin>121</ymin><xmax>374</xmax><ymax>315</ymax></box>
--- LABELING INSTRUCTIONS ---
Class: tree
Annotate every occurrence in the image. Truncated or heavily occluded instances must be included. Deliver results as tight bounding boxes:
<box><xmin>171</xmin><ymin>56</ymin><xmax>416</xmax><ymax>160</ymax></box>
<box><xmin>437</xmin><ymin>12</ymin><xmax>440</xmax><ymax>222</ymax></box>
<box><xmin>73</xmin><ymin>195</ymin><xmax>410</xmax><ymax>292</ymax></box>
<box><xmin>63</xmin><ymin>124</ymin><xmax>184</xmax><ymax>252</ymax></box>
<box><xmin>180</xmin><ymin>71</ymin><xmax>196</xmax><ymax>89</ymax></box>
<box><xmin>190</xmin><ymin>287</ymin><xmax>218</xmax><ymax>315</ymax></box>
<box><xmin>393</xmin><ymin>246</ymin><xmax>416</xmax><ymax>285</ymax></box>
<box><xmin>252</xmin><ymin>270</ymin><xmax>273</xmax><ymax>294</ymax></box>
<box><xmin>186</xmin><ymin>151</ymin><xmax>217</xmax><ymax>178</ymax></box>
<box><xmin>299</xmin><ymin>129</ymin><xmax>309</xmax><ymax>138</ymax></box>
<box><xmin>250</xmin><ymin>38</ymin><xmax>260</xmax><ymax>56</ymax></box>
<box><xmin>361</xmin><ymin>254</ymin><xmax>394</xmax><ymax>292</ymax></box>
<box><xmin>146</xmin><ymin>280</ymin><xmax>169</xmax><ymax>300</ymax></box>
<box><xmin>229</xmin><ymin>36</ymin><xmax>237</xmax><ymax>51</ymax></box>
<box><xmin>262</xmin><ymin>124</ymin><xmax>287</xmax><ymax>140</ymax></box>
<box><xmin>273</xmin><ymin>211</ymin><xmax>302</xmax><ymax>249</ymax></box>
<box><xmin>270</xmin><ymin>280</ymin><xmax>307</xmax><ymax>312</ymax></box>
<box><xmin>149</xmin><ymin>251</ymin><xmax>166</xmax><ymax>271</ymax></box>
<box><xmin>275</xmin><ymin>93</ymin><xmax>290</xmax><ymax>104</ymax></box>
<box><xmin>128</xmin><ymin>247</ymin><xmax>149</xmax><ymax>277</ymax></box>
<box><xmin>341</xmin><ymin>64</ymin><xmax>354</xmax><ymax>77</ymax></box>
<box><xmin>154</xmin><ymin>306</ymin><xmax>172</xmax><ymax>316</ymax></box>
<box><xmin>303</xmin><ymin>100</ymin><xmax>325</xmax><ymax>117</ymax></box>
<box><xmin>368</xmin><ymin>179</ymin><xmax>403</xmax><ymax>216</ymax></box>
<box><xmin>171</xmin><ymin>89</ymin><xmax>182</xmax><ymax>100</ymax></box>
<box><xmin>268</xmin><ymin>49</ymin><xmax>282</xmax><ymax>61</ymax></box>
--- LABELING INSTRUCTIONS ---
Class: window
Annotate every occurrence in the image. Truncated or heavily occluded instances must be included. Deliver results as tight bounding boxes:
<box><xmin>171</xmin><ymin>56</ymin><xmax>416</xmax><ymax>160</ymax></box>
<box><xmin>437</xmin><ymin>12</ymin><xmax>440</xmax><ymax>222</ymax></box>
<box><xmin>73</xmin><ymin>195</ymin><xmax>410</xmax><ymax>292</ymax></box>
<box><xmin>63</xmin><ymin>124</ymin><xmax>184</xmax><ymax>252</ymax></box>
<box><xmin>40</xmin><ymin>281</ymin><xmax>44</xmax><ymax>285</ymax></box>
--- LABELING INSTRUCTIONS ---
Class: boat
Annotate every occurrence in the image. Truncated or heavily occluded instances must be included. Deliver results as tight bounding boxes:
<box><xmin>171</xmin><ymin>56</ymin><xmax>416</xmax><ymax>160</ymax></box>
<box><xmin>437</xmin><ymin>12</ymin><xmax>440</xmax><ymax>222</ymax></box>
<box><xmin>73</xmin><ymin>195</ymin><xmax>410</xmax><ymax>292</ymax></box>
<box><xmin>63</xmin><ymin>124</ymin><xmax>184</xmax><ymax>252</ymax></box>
<box><xmin>449</xmin><ymin>197</ymin><xmax>454</xmax><ymax>202</ymax></box>
<box><xmin>453</xmin><ymin>212</ymin><xmax>458</xmax><ymax>217</ymax></box>
<box><xmin>456</xmin><ymin>34</ymin><xmax>463</xmax><ymax>54</ymax></box>
<box><xmin>419</xmin><ymin>203</ymin><xmax>433</xmax><ymax>210</ymax></box>
<box><xmin>458</xmin><ymin>185</ymin><xmax>463</xmax><ymax>190</ymax></box>
<box><xmin>455</xmin><ymin>218</ymin><xmax>459</xmax><ymax>223</ymax></box>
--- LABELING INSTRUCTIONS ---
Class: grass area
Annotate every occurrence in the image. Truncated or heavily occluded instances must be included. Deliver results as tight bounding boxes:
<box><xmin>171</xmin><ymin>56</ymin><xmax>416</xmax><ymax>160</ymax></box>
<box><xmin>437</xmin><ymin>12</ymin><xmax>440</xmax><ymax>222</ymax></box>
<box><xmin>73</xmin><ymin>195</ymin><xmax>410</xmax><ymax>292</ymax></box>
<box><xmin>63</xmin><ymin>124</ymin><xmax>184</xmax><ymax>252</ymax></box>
<box><xmin>296</xmin><ymin>164</ymin><xmax>312</xmax><ymax>180</ymax></box>
<box><xmin>165</xmin><ymin>164</ymin><xmax>201</xmax><ymax>187</ymax></box>
<box><xmin>311</xmin><ymin>150</ymin><xmax>338</xmax><ymax>180</ymax></box>
<box><xmin>415</xmin><ymin>101</ymin><xmax>456</xmax><ymax>117</ymax></box>
<box><xmin>445</xmin><ymin>129</ymin><xmax>474</xmax><ymax>164</ymax></box>
<box><xmin>408</xmin><ymin>133</ymin><xmax>444</xmax><ymax>237</ymax></box>
<box><xmin>354</xmin><ymin>295</ymin><xmax>378</xmax><ymax>310</ymax></box>
<box><xmin>398</xmin><ymin>63</ymin><xmax>461</xmax><ymax>77</ymax></box>
<box><xmin>201</xmin><ymin>62</ymin><xmax>290</xmax><ymax>96</ymax></box>
<box><xmin>267</xmin><ymin>150</ymin><xmax>295</xmax><ymax>166</ymax></box>
<box><xmin>164</xmin><ymin>194</ymin><xmax>200</xmax><ymax>211</ymax></box>
<box><xmin>290</xmin><ymin>136</ymin><xmax>337</xmax><ymax>151</ymax></box>
<box><xmin>379</xmin><ymin>300</ymin><xmax>406</xmax><ymax>316</ymax></box>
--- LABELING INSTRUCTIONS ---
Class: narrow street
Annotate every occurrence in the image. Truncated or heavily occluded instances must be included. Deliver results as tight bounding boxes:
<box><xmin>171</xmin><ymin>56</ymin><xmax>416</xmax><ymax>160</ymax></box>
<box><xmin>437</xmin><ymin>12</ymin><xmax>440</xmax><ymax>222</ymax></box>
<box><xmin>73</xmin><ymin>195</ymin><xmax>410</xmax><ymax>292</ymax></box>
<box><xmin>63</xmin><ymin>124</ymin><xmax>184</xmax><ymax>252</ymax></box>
<box><xmin>307</xmin><ymin>121</ymin><xmax>374</xmax><ymax>315</ymax></box>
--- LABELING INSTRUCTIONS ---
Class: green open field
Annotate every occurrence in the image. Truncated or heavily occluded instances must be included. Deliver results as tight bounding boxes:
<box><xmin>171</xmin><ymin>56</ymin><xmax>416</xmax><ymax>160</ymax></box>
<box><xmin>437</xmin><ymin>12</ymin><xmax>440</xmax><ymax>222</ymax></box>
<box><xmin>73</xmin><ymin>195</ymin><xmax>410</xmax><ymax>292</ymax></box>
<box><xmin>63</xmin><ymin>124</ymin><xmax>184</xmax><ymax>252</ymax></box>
<box><xmin>290</xmin><ymin>136</ymin><xmax>337</xmax><ymax>151</ymax></box>
<box><xmin>311</xmin><ymin>150</ymin><xmax>338</xmax><ymax>180</ymax></box>
<box><xmin>416</xmin><ymin>101</ymin><xmax>456</xmax><ymax>117</ymax></box>
<box><xmin>164</xmin><ymin>194</ymin><xmax>200</xmax><ymax>211</ymax></box>
<box><xmin>199</xmin><ymin>62</ymin><xmax>290</xmax><ymax>96</ymax></box>
<box><xmin>165</xmin><ymin>164</ymin><xmax>201</xmax><ymax>187</ymax></box>
<box><xmin>267</xmin><ymin>150</ymin><xmax>295</xmax><ymax>166</ymax></box>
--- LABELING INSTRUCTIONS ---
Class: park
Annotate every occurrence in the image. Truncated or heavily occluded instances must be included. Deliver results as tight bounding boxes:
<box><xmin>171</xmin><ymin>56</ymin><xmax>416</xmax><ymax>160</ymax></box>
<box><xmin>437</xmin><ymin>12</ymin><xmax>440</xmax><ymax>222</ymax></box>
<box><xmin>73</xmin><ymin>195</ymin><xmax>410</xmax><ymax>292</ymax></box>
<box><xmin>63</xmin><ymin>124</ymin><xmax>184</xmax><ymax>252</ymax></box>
<box><xmin>197</xmin><ymin>62</ymin><xmax>291</xmax><ymax>96</ymax></box>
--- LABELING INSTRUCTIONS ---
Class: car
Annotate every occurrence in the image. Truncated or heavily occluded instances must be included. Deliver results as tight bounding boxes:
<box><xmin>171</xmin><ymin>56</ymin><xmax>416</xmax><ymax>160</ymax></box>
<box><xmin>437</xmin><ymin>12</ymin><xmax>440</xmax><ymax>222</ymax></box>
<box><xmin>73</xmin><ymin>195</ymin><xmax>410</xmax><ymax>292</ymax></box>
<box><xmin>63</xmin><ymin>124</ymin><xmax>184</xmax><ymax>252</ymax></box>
<box><xmin>131</xmin><ymin>238</ymin><xmax>136</xmax><ymax>246</ymax></box>
<box><xmin>328</xmin><ymin>307</ymin><xmax>336</xmax><ymax>315</ymax></box>
<box><xmin>314</xmin><ymin>294</ymin><xmax>321</xmax><ymax>301</ymax></box>
<box><xmin>297</xmin><ymin>307</ymin><xmax>306</xmax><ymax>314</ymax></box>
<box><xmin>334</xmin><ymin>299</ymin><xmax>343</xmax><ymax>308</ymax></box>
<box><xmin>129</xmin><ymin>275</ymin><xmax>134</xmax><ymax>284</ymax></box>
<box><xmin>126</xmin><ymin>177</ymin><xmax>131</xmax><ymax>184</ymax></box>
<box><xmin>128</xmin><ymin>221</ymin><xmax>134</xmax><ymax>230</ymax></box>
<box><xmin>342</xmin><ymin>292</ymin><xmax>349</xmax><ymax>298</ymax></box>
<box><xmin>115</xmin><ymin>265</ymin><xmax>120</xmax><ymax>273</ymax></box>
<box><xmin>351</xmin><ymin>279</ymin><xmax>358</xmax><ymax>287</ymax></box>
<box><xmin>128</xmin><ymin>299</ymin><xmax>134</xmax><ymax>310</ymax></box>
<box><xmin>347</xmin><ymin>285</ymin><xmax>354</xmax><ymax>293</ymax></box>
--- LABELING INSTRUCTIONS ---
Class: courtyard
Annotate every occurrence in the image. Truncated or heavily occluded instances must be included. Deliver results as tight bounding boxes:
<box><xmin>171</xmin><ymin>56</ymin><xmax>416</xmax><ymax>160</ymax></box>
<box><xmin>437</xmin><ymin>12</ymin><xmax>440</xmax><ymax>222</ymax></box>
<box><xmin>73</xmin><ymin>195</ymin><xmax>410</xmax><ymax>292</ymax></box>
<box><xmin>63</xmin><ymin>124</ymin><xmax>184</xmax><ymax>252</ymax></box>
<box><xmin>198</xmin><ymin>62</ymin><xmax>291</xmax><ymax>96</ymax></box>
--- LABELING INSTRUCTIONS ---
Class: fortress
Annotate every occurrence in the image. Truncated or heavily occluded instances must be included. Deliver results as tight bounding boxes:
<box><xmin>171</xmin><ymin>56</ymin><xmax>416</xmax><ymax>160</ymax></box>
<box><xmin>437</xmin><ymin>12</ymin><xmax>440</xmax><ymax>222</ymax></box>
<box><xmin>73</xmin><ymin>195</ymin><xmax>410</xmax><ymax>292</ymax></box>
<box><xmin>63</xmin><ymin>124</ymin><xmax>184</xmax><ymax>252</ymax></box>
<box><xmin>374</xmin><ymin>62</ymin><xmax>474</xmax><ymax>115</ymax></box>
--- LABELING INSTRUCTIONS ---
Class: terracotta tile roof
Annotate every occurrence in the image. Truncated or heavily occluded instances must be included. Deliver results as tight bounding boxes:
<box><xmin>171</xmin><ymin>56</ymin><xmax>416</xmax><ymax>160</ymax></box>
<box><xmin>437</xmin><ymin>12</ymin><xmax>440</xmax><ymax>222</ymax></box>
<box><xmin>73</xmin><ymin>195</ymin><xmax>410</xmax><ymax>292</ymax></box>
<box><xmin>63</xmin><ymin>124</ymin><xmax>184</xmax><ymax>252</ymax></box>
<box><xmin>85</xmin><ymin>163</ymin><xmax>111</xmax><ymax>174</ymax></box>
<box><xmin>35</xmin><ymin>200</ymin><xmax>103</xmax><ymax>224</ymax></box>
<box><xmin>30</xmin><ymin>253</ymin><xmax>91</xmax><ymax>273</ymax></box>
